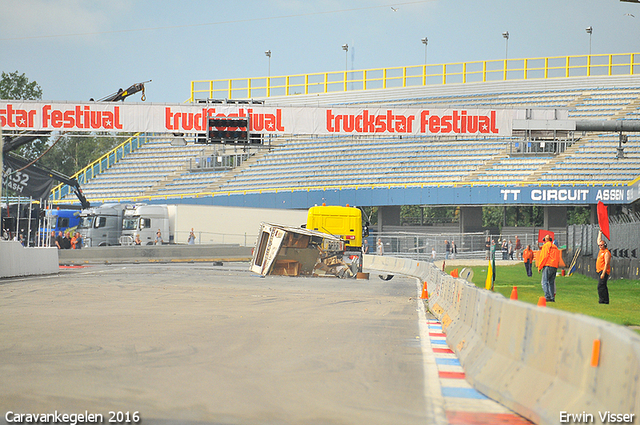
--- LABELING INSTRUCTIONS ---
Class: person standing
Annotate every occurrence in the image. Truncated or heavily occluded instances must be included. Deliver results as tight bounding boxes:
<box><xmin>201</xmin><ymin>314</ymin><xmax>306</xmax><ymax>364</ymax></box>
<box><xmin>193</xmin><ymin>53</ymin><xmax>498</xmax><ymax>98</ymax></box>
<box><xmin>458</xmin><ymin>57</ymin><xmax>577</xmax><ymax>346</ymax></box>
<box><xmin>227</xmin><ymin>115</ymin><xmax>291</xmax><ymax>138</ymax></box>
<box><xmin>596</xmin><ymin>231</ymin><xmax>612</xmax><ymax>304</ymax></box>
<box><xmin>522</xmin><ymin>244</ymin><xmax>534</xmax><ymax>277</ymax></box>
<box><xmin>538</xmin><ymin>234</ymin><xmax>560</xmax><ymax>302</ymax></box>
<box><xmin>188</xmin><ymin>228</ymin><xmax>196</xmax><ymax>245</ymax></box>
<box><xmin>155</xmin><ymin>230</ymin><xmax>164</xmax><ymax>245</ymax></box>
<box><xmin>515</xmin><ymin>236</ymin><xmax>522</xmax><ymax>260</ymax></box>
<box><xmin>485</xmin><ymin>237</ymin><xmax>491</xmax><ymax>260</ymax></box>
<box><xmin>376</xmin><ymin>238</ymin><xmax>384</xmax><ymax>256</ymax></box>
<box><xmin>444</xmin><ymin>240</ymin><xmax>451</xmax><ymax>260</ymax></box>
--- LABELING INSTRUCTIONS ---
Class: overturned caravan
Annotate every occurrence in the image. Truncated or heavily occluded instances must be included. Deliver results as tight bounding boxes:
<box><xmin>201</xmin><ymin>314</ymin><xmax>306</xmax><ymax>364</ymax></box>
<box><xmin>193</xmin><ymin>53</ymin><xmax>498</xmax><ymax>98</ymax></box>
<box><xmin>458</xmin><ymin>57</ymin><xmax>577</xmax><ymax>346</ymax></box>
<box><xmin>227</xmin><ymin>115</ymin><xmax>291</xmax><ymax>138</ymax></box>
<box><xmin>250</xmin><ymin>223</ymin><xmax>360</xmax><ymax>278</ymax></box>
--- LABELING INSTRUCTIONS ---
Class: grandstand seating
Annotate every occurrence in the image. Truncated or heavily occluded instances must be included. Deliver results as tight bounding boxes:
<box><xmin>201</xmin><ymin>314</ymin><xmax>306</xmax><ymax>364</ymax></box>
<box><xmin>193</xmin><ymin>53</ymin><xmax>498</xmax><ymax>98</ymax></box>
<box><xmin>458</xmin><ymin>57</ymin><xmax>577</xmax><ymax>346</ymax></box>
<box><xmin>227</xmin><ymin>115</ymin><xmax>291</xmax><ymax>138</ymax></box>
<box><xmin>57</xmin><ymin>75</ymin><xmax>640</xmax><ymax>204</ymax></box>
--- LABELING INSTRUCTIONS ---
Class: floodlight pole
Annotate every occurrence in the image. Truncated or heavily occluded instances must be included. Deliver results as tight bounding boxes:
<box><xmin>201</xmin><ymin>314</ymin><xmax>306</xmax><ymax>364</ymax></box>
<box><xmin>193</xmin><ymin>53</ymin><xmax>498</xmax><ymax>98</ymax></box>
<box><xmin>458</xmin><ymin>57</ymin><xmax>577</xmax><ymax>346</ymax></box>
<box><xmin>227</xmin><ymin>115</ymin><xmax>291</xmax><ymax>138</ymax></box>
<box><xmin>421</xmin><ymin>37</ymin><xmax>428</xmax><ymax>65</ymax></box>
<box><xmin>265</xmin><ymin>50</ymin><xmax>271</xmax><ymax>78</ymax></box>
<box><xmin>502</xmin><ymin>31</ymin><xmax>509</xmax><ymax>80</ymax></box>
<box><xmin>586</xmin><ymin>27</ymin><xmax>593</xmax><ymax>56</ymax></box>
<box><xmin>421</xmin><ymin>37</ymin><xmax>428</xmax><ymax>85</ymax></box>
<box><xmin>342</xmin><ymin>44</ymin><xmax>349</xmax><ymax>91</ymax></box>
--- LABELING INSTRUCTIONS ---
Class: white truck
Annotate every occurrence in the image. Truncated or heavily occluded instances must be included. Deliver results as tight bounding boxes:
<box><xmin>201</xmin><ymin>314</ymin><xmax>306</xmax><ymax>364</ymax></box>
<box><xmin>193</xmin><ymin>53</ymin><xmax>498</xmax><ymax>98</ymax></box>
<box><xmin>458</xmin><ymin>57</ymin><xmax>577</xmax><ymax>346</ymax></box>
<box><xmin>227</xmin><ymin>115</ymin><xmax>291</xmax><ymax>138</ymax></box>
<box><xmin>120</xmin><ymin>204</ymin><xmax>171</xmax><ymax>245</ymax></box>
<box><xmin>117</xmin><ymin>203</ymin><xmax>309</xmax><ymax>246</ymax></box>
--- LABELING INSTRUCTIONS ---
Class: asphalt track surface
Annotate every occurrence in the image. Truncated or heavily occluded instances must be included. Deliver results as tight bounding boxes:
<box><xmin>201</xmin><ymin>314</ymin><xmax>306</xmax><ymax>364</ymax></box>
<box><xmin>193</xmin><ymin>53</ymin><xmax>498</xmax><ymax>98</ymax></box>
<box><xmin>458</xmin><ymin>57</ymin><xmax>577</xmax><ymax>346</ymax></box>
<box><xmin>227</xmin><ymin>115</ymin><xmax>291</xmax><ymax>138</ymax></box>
<box><xmin>0</xmin><ymin>263</ymin><xmax>439</xmax><ymax>425</ymax></box>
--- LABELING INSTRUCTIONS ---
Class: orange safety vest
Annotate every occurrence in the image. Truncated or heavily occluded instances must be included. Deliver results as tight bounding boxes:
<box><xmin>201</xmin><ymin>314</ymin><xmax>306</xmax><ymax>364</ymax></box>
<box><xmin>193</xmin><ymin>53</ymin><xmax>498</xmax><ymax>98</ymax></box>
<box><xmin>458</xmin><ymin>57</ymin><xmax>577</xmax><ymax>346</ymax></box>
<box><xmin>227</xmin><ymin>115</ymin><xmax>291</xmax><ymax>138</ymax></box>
<box><xmin>596</xmin><ymin>248</ymin><xmax>611</xmax><ymax>274</ymax></box>
<box><xmin>538</xmin><ymin>241</ymin><xmax>560</xmax><ymax>270</ymax></box>
<box><xmin>522</xmin><ymin>248</ymin><xmax>534</xmax><ymax>262</ymax></box>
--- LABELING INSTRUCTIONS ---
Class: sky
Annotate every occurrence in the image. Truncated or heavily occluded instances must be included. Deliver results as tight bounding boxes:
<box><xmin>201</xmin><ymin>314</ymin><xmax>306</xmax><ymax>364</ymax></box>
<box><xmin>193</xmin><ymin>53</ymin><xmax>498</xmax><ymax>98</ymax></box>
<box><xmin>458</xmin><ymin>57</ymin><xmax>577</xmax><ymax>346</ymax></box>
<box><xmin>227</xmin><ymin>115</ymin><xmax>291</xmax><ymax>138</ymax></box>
<box><xmin>1</xmin><ymin>0</ymin><xmax>639</xmax><ymax>104</ymax></box>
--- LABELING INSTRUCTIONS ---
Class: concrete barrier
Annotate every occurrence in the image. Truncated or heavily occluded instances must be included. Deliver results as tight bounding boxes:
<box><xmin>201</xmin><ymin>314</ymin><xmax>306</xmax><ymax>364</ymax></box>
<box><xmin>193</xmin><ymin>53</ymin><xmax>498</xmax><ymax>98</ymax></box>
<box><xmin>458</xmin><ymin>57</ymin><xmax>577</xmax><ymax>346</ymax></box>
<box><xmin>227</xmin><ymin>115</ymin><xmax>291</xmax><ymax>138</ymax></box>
<box><xmin>0</xmin><ymin>240</ymin><xmax>59</xmax><ymax>278</ymax></box>
<box><xmin>58</xmin><ymin>244</ymin><xmax>253</xmax><ymax>265</ymax></box>
<box><xmin>363</xmin><ymin>254</ymin><xmax>640</xmax><ymax>425</ymax></box>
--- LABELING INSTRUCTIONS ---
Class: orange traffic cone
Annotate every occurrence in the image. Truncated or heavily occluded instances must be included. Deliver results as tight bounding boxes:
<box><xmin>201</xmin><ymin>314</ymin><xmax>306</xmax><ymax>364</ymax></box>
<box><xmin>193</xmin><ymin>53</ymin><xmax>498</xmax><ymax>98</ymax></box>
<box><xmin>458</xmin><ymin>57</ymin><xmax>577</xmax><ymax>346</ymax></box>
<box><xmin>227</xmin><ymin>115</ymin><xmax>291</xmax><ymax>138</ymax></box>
<box><xmin>421</xmin><ymin>282</ymin><xmax>429</xmax><ymax>299</ymax></box>
<box><xmin>510</xmin><ymin>286</ymin><xmax>518</xmax><ymax>300</ymax></box>
<box><xmin>537</xmin><ymin>296</ymin><xmax>547</xmax><ymax>307</ymax></box>
<box><xmin>450</xmin><ymin>268</ymin><xmax>459</xmax><ymax>278</ymax></box>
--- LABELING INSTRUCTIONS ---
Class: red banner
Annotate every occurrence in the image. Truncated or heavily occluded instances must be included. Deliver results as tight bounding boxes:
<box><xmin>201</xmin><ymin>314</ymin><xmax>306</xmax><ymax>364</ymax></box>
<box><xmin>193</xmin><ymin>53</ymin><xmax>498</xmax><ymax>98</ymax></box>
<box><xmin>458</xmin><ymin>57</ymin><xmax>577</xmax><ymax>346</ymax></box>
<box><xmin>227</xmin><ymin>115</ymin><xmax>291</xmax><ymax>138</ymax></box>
<box><xmin>537</xmin><ymin>229</ymin><xmax>555</xmax><ymax>244</ymax></box>
<box><xmin>597</xmin><ymin>201</ymin><xmax>610</xmax><ymax>240</ymax></box>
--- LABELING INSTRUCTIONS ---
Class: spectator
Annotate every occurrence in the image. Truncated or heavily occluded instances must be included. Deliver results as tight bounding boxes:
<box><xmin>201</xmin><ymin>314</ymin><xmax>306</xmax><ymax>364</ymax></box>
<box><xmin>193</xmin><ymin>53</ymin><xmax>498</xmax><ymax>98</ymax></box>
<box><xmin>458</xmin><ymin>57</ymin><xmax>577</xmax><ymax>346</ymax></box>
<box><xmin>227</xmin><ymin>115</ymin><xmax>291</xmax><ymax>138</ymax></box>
<box><xmin>155</xmin><ymin>230</ymin><xmax>163</xmax><ymax>245</ymax></box>
<box><xmin>522</xmin><ymin>244</ymin><xmax>534</xmax><ymax>277</ymax></box>
<box><xmin>596</xmin><ymin>231</ymin><xmax>612</xmax><ymax>304</ymax></box>
<box><xmin>62</xmin><ymin>231</ymin><xmax>72</xmax><ymax>249</ymax></box>
<box><xmin>485</xmin><ymin>237</ymin><xmax>491</xmax><ymax>260</ymax></box>
<box><xmin>55</xmin><ymin>231</ymin><xmax>64</xmax><ymax>249</ymax></box>
<box><xmin>515</xmin><ymin>236</ymin><xmax>522</xmax><ymax>260</ymax></box>
<box><xmin>444</xmin><ymin>240</ymin><xmax>451</xmax><ymax>260</ymax></box>
<box><xmin>508</xmin><ymin>239</ymin><xmax>514</xmax><ymax>260</ymax></box>
<box><xmin>451</xmin><ymin>240</ymin><xmax>457</xmax><ymax>259</ymax></box>
<box><xmin>376</xmin><ymin>238</ymin><xmax>384</xmax><ymax>255</ymax></box>
<box><xmin>537</xmin><ymin>235</ymin><xmax>560</xmax><ymax>302</ymax></box>
<box><xmin>134</xmin><ymin>234</ymin><xmax>142</xmax><ymax>245</ymax></box>
<box><xmin>431</xmin><ymin>246</ymin><xmax>436</xmax><ymax>260</ymax></box>
<box><xmin>74</xmin><ymin>232</ymin><xmax>83</xmax><ymax>249</ymax></box>
<box><xmin>501</xmin><ymin>239</ymin><xmax>508</xmax><ymax>260</ymax></box>
<box><xmin>362</xmin><ymin>239</ymin><xmax>369</xmax><ymax>254</ymax></box>
<box><xmin>188</xmin><ymin>228</ymin><xmax>196</xmax><ymax>245</ymax></box>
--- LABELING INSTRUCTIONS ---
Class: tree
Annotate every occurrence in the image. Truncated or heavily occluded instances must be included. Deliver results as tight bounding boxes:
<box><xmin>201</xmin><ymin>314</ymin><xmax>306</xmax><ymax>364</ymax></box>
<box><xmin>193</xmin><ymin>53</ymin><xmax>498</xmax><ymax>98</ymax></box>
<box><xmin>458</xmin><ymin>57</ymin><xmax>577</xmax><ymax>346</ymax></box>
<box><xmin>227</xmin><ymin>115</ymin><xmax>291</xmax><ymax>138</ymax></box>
<box><xmin>2</xmin><ymin>71</ymin><xmax>48</xmax><ymax>161</ymax></box>
<box><xmin>38</xmin><ymin>133</ymin><xmax>120</xmax><ymax>177</ymax></box>
<box><xmin>0</xmin><ymin>71</ymin><xmax>43</xmax><ymax>100</ymax></box>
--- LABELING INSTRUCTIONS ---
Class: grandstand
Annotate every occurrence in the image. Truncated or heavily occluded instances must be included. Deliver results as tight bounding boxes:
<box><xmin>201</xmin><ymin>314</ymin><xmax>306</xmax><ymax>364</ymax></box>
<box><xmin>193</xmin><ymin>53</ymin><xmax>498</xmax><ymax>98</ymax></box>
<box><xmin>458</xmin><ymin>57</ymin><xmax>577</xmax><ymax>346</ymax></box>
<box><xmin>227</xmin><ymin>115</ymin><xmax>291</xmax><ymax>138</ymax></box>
<box><xmin>50</xmin><ymin>53</ymin><xmax>640</xmax><ymax>231</ymax></box>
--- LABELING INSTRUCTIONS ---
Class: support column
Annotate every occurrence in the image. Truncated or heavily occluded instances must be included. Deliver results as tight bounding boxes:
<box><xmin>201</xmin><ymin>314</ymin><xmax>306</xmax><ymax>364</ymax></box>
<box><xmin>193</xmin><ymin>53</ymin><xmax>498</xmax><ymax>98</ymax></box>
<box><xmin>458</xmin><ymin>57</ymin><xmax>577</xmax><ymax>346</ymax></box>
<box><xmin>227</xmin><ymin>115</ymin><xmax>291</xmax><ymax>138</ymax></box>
<box><xmin>459</xmin><ymin>206</ymin><xmax>484</xmax><ymax>233</ymax></box>
<box><xmin>543</xmin><ymin>206</ymin><xmax>567</xmax><ymax>228</ymax></box>
<box><xmin>377</xmin><ymin>206</ymin><xmax>401</xmax><ymax>234</ymax></box>
<box><xmin>590</xmin><ymin>204</ymin><xmax>598</xmax><ymax>226</ymax></box>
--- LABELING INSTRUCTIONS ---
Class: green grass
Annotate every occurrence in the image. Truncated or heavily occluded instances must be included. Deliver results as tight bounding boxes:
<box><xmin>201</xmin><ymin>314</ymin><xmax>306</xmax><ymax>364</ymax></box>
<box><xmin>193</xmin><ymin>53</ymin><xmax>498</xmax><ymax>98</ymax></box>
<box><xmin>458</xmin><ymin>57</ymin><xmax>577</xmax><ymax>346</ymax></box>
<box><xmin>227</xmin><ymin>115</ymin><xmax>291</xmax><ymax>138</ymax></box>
<box><xmin>445</xmin><ymin>264</ymin><xmax>640</xmax><ymax>333</ymax></box>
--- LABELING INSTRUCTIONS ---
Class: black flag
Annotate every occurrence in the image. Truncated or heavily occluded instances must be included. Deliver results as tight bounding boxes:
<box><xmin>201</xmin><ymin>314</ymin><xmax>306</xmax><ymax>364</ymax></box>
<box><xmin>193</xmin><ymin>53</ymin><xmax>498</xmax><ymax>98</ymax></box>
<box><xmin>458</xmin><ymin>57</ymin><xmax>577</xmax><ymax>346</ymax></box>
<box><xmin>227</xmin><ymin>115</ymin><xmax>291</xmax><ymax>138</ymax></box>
<box><xmin>2</xmin><ymin>155</ymin><xmax>56</xmax><ymax>201</ymax></box>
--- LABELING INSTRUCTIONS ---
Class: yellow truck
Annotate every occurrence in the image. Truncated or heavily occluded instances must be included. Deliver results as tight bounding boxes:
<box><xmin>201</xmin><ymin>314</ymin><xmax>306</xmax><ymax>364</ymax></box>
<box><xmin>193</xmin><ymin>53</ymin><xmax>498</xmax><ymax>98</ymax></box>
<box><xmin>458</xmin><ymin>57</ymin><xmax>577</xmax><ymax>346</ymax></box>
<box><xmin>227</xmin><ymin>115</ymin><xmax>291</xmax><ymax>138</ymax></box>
<box><xmin>250</xmin><ymin>205</ymin><xmax>368</xmax><ymax>278</ymax></box>
<box><xmin>306</xmin><ymin>204</ymin><xmax>366</xmax><ymax>276</ymax></box>
<box><xmin>306</xmin><ymin>205</ymin><xmax>363</xmax><ymax>252</ymax></box>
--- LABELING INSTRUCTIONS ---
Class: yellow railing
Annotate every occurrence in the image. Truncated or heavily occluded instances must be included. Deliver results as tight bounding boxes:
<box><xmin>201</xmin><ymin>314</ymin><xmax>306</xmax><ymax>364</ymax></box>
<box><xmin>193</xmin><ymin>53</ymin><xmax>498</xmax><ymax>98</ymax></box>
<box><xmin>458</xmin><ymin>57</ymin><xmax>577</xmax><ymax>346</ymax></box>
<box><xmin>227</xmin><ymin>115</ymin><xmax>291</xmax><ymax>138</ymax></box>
<box><xmin>49</xmin><ymin>133</ymin><xmax>147</xmax><ymax>203</ymax></box>
<box><xmin>190</xmin><ymin>53</ymin><xmax>640</xmax><ymax>101</ymax></box>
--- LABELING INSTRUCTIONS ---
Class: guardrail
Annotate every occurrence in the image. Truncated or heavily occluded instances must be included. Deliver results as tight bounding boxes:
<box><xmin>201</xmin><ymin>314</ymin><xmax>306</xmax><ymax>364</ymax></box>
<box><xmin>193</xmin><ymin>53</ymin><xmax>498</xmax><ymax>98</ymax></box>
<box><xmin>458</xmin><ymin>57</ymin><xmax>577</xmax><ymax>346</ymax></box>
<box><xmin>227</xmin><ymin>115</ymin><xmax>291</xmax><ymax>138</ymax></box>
<box><xmin>190</xmin><ymin>52</ymin><xmax>640</xmax><ymax>101</ymax></box>
<box><xmin>363</xmin><ymin>254</ymin><xmax>640</xmax><ymax>425</ymax></box>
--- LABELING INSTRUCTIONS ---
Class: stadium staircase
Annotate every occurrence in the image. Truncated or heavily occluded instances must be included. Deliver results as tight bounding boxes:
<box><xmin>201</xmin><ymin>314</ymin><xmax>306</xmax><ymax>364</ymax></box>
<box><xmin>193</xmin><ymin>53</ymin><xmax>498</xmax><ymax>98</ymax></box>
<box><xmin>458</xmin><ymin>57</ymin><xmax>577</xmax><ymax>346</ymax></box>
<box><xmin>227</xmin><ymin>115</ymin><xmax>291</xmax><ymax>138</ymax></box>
<box><xmin>198</xmin><ymin>151</ymin><xmax>267</xmax><ymax>193</ymax></box>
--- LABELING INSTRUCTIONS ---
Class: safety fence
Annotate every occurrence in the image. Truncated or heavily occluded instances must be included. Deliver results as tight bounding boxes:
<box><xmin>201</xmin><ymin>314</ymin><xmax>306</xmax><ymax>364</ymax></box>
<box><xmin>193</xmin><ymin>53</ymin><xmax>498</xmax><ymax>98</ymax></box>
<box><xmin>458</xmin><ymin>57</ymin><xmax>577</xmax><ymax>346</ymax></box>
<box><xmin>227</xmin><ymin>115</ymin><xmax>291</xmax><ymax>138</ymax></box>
<box><xmin>567</xmin><ymin>215</ymin><xmax>640</xmax><ymax>280</ymax></box>
<box><xmin>191</xmin><ymin>52</ymin><xmax>640</xmax><ymax>101</ymax></box>
<box><xmin>369</xmin><ymin>231</ymin><xmax>562</xmax><ymax>262</ymax></box>
<box><xmin>363</xmin><ymin>254</ymin><xmax>640</xmax><ymax>425</ymax></box>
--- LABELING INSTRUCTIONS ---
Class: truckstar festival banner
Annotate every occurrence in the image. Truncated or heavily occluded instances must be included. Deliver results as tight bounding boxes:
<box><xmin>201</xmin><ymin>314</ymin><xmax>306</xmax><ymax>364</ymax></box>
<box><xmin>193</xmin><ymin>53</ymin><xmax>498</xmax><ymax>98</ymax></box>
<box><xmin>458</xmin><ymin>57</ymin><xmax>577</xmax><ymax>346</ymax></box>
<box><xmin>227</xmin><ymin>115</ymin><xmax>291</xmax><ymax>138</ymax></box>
<box><xmin>0</xmin><ymin>101</ymin><xmax>565</xmax><ymax>137</ymax></box>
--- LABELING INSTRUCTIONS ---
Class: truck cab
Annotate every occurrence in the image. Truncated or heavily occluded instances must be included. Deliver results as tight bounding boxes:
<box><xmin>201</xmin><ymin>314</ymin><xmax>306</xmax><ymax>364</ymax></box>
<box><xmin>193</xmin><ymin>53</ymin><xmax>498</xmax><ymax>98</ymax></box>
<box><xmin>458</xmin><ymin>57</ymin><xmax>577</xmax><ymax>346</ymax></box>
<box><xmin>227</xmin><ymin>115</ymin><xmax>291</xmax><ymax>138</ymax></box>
<box><xmin>306</xmin><ymin>205</ymin><xmax>363</xmax><ymax>251</ymax></box>
<box><xmin>120</xmin><ymin>204</ymin><xmax>171</xmax><ymax>245</ymax></box>
<box><xmin>42</xmin><ymin>208</ymin><xmax>81</xmax><ymax>235</ymax></box>
<box><xmin>77</xmin><ymin>203</ymin><xmax>128</xmax><ymax>247</ymax></box>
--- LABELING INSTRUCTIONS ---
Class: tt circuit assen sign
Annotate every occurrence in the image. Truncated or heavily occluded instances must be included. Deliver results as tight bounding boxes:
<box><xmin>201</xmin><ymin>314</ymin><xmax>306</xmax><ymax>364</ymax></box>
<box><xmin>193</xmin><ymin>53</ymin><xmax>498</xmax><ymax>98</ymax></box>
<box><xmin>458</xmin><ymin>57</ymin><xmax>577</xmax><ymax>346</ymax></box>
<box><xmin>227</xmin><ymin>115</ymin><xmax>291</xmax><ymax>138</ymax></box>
<box><xmin>0</xmin><ymin>101</ymin><xmax>565</xmax><ymax>137</ymax></box>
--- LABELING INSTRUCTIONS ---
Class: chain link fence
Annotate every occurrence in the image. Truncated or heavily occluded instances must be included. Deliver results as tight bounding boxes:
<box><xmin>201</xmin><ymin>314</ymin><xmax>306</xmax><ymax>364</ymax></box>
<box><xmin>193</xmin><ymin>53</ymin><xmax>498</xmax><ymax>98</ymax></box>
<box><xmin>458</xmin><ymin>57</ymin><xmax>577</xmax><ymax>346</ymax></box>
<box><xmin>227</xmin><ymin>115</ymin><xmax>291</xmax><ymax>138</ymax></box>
<box><xmin>367</xmin><ymin>230</ymin><xmax>559</xmax><ymax>262</ymax></box>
